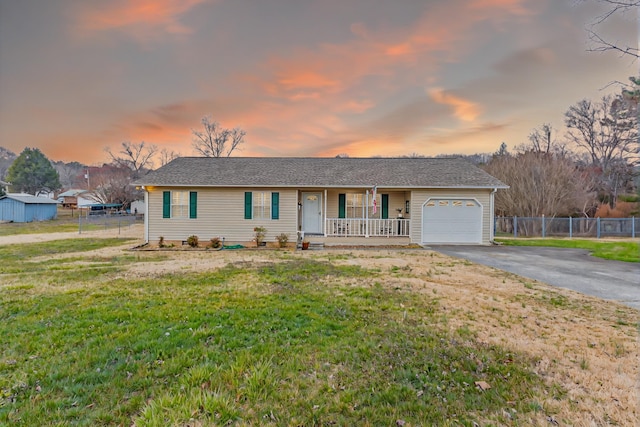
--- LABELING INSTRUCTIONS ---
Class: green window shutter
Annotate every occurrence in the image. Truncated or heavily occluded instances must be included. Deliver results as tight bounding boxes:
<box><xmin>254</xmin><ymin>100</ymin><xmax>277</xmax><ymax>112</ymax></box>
<box><xmin>189</xmin><ymin>191</ymin><xmax>197</xmax><ymax>219</ymax></box>
<box><xmin>338</xmin><ymin>194</ymin><xmax>346</xmax><ymax>218</ymax></box>
<box><xmin>382</xmin><ymin>194</ymin><xmax>389</xmax><ymax>219</ymax></box>
<box><xmin>244</xmin><ymin>192</ymin><xmax>252</xmax><ymax>219</ymax></box>
<box><xmin>163</xmin><ymin>191</ymin><xmax>171</xmax><ymax>218</ymax></box>
<box><xmin>271</xmin><ymin>192</ymin><xmax>279</xmax><ymax>220</ymax></box>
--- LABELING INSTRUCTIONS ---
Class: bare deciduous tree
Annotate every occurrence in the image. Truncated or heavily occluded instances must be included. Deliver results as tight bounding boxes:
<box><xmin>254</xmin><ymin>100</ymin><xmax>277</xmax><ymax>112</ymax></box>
<box><xmin>583</xmin><ymin>0</ymin><xmax>639</xmax><ymax>59</ymax></box>
<box><xmin>105</xmin><ymin>141</ymin><xmax>157</xmax><ymax>178</ymax></box>
<box><xmin>484</xmin><ymin>151</ymin><xmax>597</xmax><ymax>218</ymax></box>
<box><xmin>518</xmin><ymin>123</ymin><xmax>568</xmax><ymax>156</ymax></box>
<box><xmin>82</xmin><ymin>164</ymin><xmax>139</xmax><ymax>209</ymax></box>
<box><xmin>159</xmin><ymin>148</ymin><xmax>180</xmax><ymax>166</ymax></box>
<box><xmin>53</xmin><ymin>161</ymin><xmax>85</xmax><ymax>189</ymax></box>
<box><xmin>564</xmin><ymin>94</ymin><xmax>638</xmax><ymax>205</ymax></box>
<box><xmin>192</xmin><ymin>116</ymin><xmax>246</xmax><ymax>158</ymax></box>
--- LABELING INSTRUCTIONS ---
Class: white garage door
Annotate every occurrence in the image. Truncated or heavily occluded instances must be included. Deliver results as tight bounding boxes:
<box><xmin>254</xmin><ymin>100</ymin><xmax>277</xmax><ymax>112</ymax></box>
<box><xmin>422</xmin><ymin>199</ymin><xmax>482</xmax><ymax>244</ymax></box>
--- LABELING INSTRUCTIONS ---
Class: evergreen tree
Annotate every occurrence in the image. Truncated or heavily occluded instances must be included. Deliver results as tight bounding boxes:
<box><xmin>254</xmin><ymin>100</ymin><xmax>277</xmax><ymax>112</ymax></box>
<box><xmin>6</xmin><ymin>148</ymin><xmax>61</xmax><ymax>195</ymax></box>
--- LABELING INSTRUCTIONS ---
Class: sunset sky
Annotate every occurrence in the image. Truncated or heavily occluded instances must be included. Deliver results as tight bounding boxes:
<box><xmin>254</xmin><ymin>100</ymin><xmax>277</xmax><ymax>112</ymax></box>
<box><xmin>0</xmin><ymin>0</ymin><xmax>636</xmax><ymax>165</ymax></box>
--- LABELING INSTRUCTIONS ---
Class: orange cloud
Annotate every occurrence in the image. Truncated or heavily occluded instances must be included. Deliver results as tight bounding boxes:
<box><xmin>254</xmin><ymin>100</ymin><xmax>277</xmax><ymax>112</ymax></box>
<box><xmin>83</xmin><ymin>1</ymin><xmax>537</xmax><ymax>160</ymax></box>
<box><xmin>429</xmin><ymin>89</ymin><xmax>482</xmax><ymax>122</ymax></box>
<box><xmin>76</xmin><ymin>0</ymin><xmax>208</xmax><ymax>41</ymax></box>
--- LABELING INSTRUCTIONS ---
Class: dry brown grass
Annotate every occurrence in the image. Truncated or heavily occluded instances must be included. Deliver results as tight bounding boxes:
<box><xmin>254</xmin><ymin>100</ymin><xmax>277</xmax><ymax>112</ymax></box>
<box><xmin>116</xmin><ymin>247</ymin><xmax>639</xmax><ymax>425</ymax></box>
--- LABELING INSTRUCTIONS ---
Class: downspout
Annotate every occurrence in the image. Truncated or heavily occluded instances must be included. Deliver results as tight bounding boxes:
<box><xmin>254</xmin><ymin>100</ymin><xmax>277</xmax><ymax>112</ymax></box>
<box><xmin>490</xmin><ymin>188</ymin><xmax>497</xmax><ymax>244</ymax></box>
<box><xmin>143</xmin><ymin>187</ymin><xmax>149</xmax><ymax>243</ymax></box>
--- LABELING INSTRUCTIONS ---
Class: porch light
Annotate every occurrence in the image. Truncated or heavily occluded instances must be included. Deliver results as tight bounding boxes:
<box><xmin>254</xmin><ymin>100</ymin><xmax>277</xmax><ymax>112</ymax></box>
<box><xmin>298</xmin><ymin>201</ymin><xmax>302</xmax><ymax>210</ymax></box>
<box><xmin>405</xmin><ymin>200</ymin><xmax>410</xmax><ymax>214</ymax></box>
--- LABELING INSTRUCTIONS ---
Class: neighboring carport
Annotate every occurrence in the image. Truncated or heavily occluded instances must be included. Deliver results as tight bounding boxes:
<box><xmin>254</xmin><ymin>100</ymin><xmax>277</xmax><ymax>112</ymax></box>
<box><xmin>429</xmin><ymin>245</ymin><xmax>640</xmax><ymax>311</ymax></box>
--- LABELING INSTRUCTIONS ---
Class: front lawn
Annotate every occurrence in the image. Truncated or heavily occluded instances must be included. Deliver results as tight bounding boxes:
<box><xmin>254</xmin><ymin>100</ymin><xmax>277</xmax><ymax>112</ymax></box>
<box><xmin>495</xmin><ymin>238</ymin><xmax>640</xmax><ymax>263</ymax></box>
<box><xmin>0</xmin><ymin>240</ymin><xmax>543</xmax><ymax>426</ymax></box>
<box><xmin>1</xmin><ymin>239</ymin><xmax>637</xmax><ymax>426</ymax></box>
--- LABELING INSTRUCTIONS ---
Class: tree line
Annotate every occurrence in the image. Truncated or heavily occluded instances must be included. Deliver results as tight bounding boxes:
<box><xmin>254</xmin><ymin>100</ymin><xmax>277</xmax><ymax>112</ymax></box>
<box><xmin>484</xmin><ymin>90</ymin><xmax>639</xmax><ymax>219</ymax></box>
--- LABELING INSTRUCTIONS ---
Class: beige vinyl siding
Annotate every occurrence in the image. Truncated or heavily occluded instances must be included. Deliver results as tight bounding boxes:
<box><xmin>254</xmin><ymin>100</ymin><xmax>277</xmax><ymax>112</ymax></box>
<box><xmin>147</xmin><ymin>187</ymin><xmax>298</xmax><ymax>244</ymax></box>
<box><xmin>410</xmin><ymin>189</ymin><xmax>493</xmax><ymax>245</ymax></box>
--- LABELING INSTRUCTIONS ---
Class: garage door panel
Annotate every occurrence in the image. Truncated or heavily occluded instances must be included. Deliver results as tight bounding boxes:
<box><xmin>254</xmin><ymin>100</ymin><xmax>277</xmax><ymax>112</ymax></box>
<box><xmin>422</xmin><ymin>199</ymin><xmax>482</xmax><ymax>244</ymax></box>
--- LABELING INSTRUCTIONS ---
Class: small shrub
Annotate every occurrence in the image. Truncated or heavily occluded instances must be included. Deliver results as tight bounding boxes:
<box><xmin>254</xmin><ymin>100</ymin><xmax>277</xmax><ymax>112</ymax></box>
<box><xmin>159</xmin><ymin>236</ymin><xmax>165</xmax><ymax>248</ymax></box>
<box><xmin>254</xmin><ymin>226</ymin><xmax>267</xmax><ymax>247</ymax></box>
<box><xmin>209</xmin><ymin>237</ymin><xmax>222</xmax><ymax>249</ymax></box>
<box><xmin>275</xmin><ymin>233</ymin><xmax>289</xmax><ymax>248</ymax></box>
<box><xmin>187</xmin><ymin>235</ymin><xmax>199</xmax><ymax>248</ymax></box>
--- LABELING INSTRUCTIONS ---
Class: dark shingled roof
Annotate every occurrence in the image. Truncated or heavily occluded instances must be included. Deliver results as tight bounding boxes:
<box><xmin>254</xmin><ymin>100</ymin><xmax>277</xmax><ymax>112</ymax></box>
<box><xmin>134</xmin><ymin>157</ymin><xmax>507</xmax><ymax>189</ymax></box>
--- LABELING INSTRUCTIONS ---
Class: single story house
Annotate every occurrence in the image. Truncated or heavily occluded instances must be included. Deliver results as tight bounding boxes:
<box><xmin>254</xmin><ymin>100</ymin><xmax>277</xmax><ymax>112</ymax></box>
<box><xmin>0</xmin><ymin>193</ymin><xmax>60</xmax><ymax>222</ymax></box>
<box><xmin>133</xmin><ymin>157</ymin><xmax>508</xmax><ymax>246</ymax></box>
<box><xmin>57</xmin><ymin>189</ymin><xmax>93</xmax><ymax>208</ymax></box>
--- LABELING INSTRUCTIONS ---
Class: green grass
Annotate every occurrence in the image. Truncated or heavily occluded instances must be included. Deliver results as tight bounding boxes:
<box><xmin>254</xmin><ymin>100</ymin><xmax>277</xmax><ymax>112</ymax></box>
<box><xmin>496</xmin><ymin>238</ymin><xmax>640</xmax><ymax>263</ymax></box>
<box><xmin>0</xmin><ymin>208</ymin><xmax>135</xmax><ymax>236</ymax></box>
<box><xmin>0</xmin><ymin>241</ymin><xmax>553</xmax><ymax>425</ymax></box>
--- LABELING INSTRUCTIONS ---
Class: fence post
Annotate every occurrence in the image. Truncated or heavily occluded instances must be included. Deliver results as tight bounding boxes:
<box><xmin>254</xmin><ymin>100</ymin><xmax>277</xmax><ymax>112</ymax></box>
<box><xmin>542</xmin><ymin>215</ymin><xmax>545</xmax><ymax>238</ymax></box>
<box><xmin>569</xmin><ymin>217</ymin><xmax>572</xmax><ymax>239</ymax></box>
<box><xmin>633</xmin><ymin>216</ymin><xmax>635</xmax><ymax>239</ymax></box>
<box><xmin>597</xmin><ymin>217</ymin><xmax>601</xmax><ymax>239</ymax></box>
<box><xmin>514</xmin><ymin>216</ymin><xmax>518</xmax><ymax>238</ymax></box>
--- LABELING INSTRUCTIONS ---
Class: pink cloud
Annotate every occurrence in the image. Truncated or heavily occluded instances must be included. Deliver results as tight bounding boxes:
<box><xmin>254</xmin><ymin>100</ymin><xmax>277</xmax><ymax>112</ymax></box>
<box><xmin>75</xmin><ymin>0</ymin><xmax>208</xmax><ymax>42</ymax></box>
<box><xmin>78</xmin><ymin>1</ymin><xmax>539</xmax><ymax>160</ymax></box>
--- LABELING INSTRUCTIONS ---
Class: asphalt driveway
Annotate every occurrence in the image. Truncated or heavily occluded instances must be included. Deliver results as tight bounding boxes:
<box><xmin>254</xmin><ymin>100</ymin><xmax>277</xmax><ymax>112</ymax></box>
<box><xmin>428</xmin><ymin>245</ymin><xmax>640</xmax><ymax>311</ymax></box>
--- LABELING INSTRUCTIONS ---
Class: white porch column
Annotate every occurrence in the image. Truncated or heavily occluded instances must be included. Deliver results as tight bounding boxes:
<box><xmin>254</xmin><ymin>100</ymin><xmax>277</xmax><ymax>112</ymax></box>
<box><xmin>324</xmin><ymin>189</ymin><xmax>328</xmax><ymax>237</ymax></box>
<box><xmin>365</xmin><ymin>189</ymin><xmax>369</xmax><ymax>237</ymax></box>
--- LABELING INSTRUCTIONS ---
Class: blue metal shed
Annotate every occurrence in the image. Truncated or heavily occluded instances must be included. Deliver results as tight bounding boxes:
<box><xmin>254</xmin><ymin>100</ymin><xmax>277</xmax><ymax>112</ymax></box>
<box><xmin>0</xmin><ymin>194</ymin><xmax>59</xmax><ymax>223</ymax></box>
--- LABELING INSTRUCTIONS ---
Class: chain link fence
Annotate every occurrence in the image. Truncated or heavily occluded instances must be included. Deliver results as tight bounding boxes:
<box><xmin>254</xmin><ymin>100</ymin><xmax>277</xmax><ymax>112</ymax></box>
<box><xmin>495</xmin><ymin>216</ymin><xmax>638</xmax><ymax>238</ymax></box>
<box><xmin>78</xmin><ymin>213</ymin><xmax>141</xmax><ymax>235</ymax></box>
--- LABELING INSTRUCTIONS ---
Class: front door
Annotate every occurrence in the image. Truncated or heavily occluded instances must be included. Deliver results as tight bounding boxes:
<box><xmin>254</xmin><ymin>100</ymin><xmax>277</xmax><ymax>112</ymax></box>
<box><xmin>302</xmin><ymin>192</ymin><xmax>322</xmax><ymax>234</ymax></box>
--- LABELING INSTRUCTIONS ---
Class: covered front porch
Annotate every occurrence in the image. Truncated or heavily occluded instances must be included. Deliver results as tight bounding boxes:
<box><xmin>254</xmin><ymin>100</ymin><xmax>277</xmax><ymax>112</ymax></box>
<box><xmin>325</xmin><ymin>217</ymin><xmax>410</xmax><ymax>237</ymax></box>
<box><xmin>298</xmin><ymin>188</ymin><xmax>412</xmax><ymax>239</ymax></box>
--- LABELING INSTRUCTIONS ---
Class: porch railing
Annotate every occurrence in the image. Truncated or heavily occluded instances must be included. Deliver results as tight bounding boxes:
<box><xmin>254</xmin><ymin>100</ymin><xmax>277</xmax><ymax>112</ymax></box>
<box><xmin>325</xmin><ymin>218</ymin><xmax>410</xmax><ymax>237</ymax></box>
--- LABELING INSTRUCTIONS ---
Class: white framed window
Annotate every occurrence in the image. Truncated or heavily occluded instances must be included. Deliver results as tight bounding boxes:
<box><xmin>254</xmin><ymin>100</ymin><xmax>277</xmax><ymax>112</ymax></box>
<box><xmin>345</xmin><ymin>193</ymin><xmax>381</xmax><ymax>218</ymax></box>
<box><xmin>171</xmin><ymin>191</ymin><xmax>189</xmax><ymax>218</ymax></box>
<box><xmin>253</xmin><ymin>192</ymin><xmax>271</xmax><ymax>220</ymax></box>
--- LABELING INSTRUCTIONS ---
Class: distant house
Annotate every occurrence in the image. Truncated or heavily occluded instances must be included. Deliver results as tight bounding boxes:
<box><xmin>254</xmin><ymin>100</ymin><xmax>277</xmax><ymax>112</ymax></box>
<box><xmin>57</xmin><ymin>189</ymin><xmax>92</xmax><ymax>208</ymax></box>
<box><xmin>0</xmin><ymin>194</ymin><xmax>59</xmax><ymax>223</ymax></box>
<box><xmin>133</xmin><ymin>157</ymin><xmax>508</xmax><ymax>246</ymax></box>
